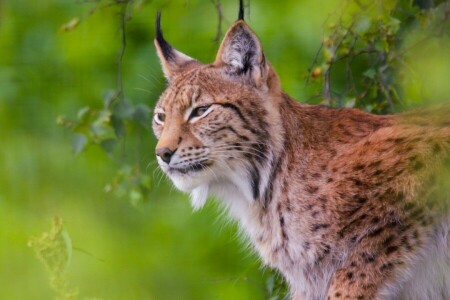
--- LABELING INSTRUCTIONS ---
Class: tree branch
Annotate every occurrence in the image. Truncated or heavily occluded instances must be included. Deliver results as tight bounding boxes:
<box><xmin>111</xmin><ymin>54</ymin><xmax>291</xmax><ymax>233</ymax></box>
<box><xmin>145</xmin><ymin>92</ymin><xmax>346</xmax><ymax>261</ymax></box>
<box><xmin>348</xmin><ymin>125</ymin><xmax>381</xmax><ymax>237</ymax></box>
<box><xmin>116</xmin><ymin>2</ymin><xmax>128</xmax><ymax>101</ymax></box>
<box><xmin>211</xmin><ymin>0</ymin><xmax>223</xmax><ymax>44</ymax></box>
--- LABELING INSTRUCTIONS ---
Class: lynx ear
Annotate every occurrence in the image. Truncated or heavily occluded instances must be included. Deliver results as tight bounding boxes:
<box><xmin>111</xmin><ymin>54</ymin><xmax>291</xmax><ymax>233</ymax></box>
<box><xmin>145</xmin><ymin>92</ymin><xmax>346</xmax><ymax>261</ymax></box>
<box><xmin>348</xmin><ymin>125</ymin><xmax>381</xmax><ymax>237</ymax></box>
<box><xmin>214</xmin><ymin>20</ymin><xmax>268</xmax><ymax>87</ymax></box>
<box><xmin>154</xmin><ymin>12</ymin><xmax>199</xmax><ymax>81</ymax></box>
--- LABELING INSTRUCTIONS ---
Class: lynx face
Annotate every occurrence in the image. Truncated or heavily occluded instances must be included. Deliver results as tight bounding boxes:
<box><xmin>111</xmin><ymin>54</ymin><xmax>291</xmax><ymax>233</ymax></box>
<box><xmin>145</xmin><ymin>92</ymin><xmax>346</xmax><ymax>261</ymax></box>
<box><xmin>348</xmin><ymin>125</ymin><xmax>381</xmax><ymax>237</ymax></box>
<box><xmin>152</xmin><ymin>14</ymin><xmax>282</xmax><ymax>209</ymax></box>
<box><xmin>152</xmin><ymin>75</ymin><xmax>257</xmax><ymax>191</ymax></box>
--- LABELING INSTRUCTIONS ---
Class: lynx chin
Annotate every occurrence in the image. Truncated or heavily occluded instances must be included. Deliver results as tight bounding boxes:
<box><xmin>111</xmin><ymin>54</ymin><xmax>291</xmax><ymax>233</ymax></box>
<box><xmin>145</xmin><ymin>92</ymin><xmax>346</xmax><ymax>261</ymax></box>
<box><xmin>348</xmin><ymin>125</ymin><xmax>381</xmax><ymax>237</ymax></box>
<box><xmin>151</xmin><ymin>3</ymin><xmax>450</xmax><ymax>300</ymax></box>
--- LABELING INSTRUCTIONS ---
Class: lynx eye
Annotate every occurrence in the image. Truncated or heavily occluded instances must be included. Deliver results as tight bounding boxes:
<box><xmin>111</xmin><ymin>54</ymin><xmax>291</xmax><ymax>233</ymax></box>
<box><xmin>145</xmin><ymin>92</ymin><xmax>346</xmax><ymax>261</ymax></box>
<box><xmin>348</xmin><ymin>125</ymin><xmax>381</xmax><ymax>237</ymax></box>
<box><xmin>189</xmin><ymin>105</ymin><xmax>211</xmax><ymax>120</ymax></box>
<box><xmin>154</xmin><ymin>112</ymin><xmax>166</xmax><ymax>124</ymax></box>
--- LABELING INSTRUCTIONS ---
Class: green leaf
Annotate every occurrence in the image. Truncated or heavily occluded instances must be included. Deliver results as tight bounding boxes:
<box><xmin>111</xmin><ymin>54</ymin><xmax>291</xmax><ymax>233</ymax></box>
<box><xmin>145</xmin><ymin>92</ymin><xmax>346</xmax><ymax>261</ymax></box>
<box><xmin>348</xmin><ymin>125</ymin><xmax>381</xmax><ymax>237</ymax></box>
<box><xmin>100</xmin><ymin>138</ymin><xmax>117</xmax><ymax>155</ymax></box>
<box><xmin>140</xmin><ymin>175</ymin><xmax>152</xmax><ymax>190</ymax></box>
<box><xmin>91</xmin><ymin>110</ymin><xmax>114</xmax><ymax>138</ymax></box>
<box><xmin>323</xmin><ymin>48</ymin><xmax>335</xmax><ymax>63</ymax></box>
<box><xmin>363</xmin><ymin>68</ymin><xmax>376</xmax><ymax>79</ymax></box>
<box><xmin>388</xmin><ymin>17</ymin><xmax>401</xmax><ymax>34</ymax></box>
<box><xmin>77</xmin><ymin>106</ymin><xmax>90</xmax><ymax>122</ymax></box>
<box><xmin>72</xmin><ymin>133</ymin><xmax>88</xmax><ymax>154</ymax></box>
<box><xmin>345</xmin><ymin>98</ymin><xmax>356</xmax><ymax>108</ymax></box>
<box><xmin>103</xmin><ymin>90</ymin><xmax>116</xmax><ymax>109</ymax></box>
<box><xmin>58</xmin><ymin>17</ymin><xmax>80</xmax><ymax>33</ymax></box>
<box><xmin>113</xmin><ymin>99</ymin><xmax>134</xmax><ymax>119</ymax></box>
<box><xmin>354</xmin><ymin>16</ymin><xmax>371</xmax><ymax>35</ymax></box>
<box><xmin>111</xmin><ymin>115</ymin><xmax>126</xmax><ymax>138</ymax></box>
<box><xmin>365</xmin><ymin>104</ymin><xmax>374</xmax><ymax>112</ymax></box>
<box><xmin>133</xmin><ymin>104</ymin><xmax>151</xmax><ymax>129</ymax></box>
<box><xmin>129</xmin><ymin>189</ymin><xmax>143</xmax><ymax>206</ymax></box>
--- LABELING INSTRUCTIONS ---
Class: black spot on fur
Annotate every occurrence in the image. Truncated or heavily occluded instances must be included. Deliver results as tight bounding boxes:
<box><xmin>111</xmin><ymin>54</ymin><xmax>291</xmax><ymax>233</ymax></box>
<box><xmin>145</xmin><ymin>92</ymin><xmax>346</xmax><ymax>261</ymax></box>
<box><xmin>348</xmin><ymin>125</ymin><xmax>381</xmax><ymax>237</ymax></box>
<box><xmin>380</xmin><ymin>262</ymin><xmax>394</xmax><ymax>271</ymax></box>
<box><xmin>355</xmin><ymin>196</ymin><xmax>367</xmax><ymax>204</ymax></box>
<box><xmin>353</xmin><ymin>164</ymin><xmax>365</xmax><ymax>171</ymax></box>
<box><xmin>368</xmin><ymin>227</ymin><xmax>383</xmax><ymax>237</ymax></box>
<box><xmin>385</xmin><ymin>246</ymin><xmax>398</xmax><ymax>255</ymax></box>
<box><xmin>393</xmin><ymin>137</ymin><xmax>406</xmax><ymax>144</ymax></box>
<box><xmin>318</xmin><ymin>196</ymin><xmax>328</xmax><ymax>203</ymax></box>
<box><xmin>305</xmin><ymin>185</ymin><xmax>319</xmax><ymax>194</ymax></box>
<box><xmin>383</xmin><ymin>235</ymin><xmax>395</xmax><ymax>247</ymax></box>
<box><xmin>312</xmin><ymin>223</ymin><xmax>330</xmax><ymax>231</ymax></box>
<box><xmin>412</xmin><ymin>160</ymin><xmax>424</xmax><ymax>171</ymax></box>
<box><xmin>347</xmin><ymin>272</ymin><xmax>354</xmax><ymax>280</ymax></box>
<box><xmin>404</xmin><ymin>202</ymin><xmax>415</xmax><ymax>211</ymax></box>
<box><xmin>373</xmin><ymin>169</ymin><xmax>383</xmax><ymax>176</ymax></box>
<box><xmin>387</xmin><ymin>219</ymin><xmax>401</xmax><ymax>228</ymax></box>
<box><xmin>351</xmin><ymin>178</ymin><xmax>363</xmax><ymax>186</ymax></box>
<box><xmin>433</xmin><ymin>143</ymin><xmax>442</xmax><ymax>154</ymax></box>
<box><xmin>345</xmin><ymin>205</ymin><xmax>363</xmax><ymax>218</ymax></box>
<box><xmin>362</xmin><ymin>252</ymin><xmax>375</xmax><ymax>263</ymax></box>
<box><xmin>409</xmin><ymin>207</ymin><xmax>424</xmax><ymax>220</ymax></box>
<box><xmin>369</xmin><ymin>160</ymin><xmax>382</xmax><ymax>168</ymax></box>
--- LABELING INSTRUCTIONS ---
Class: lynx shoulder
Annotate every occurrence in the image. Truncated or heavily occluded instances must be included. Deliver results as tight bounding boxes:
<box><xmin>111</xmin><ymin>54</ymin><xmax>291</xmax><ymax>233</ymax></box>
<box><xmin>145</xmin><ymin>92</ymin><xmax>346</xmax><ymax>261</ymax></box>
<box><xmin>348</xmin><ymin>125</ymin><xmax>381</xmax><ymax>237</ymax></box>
<box><xmin>151</xmin><ymin>4</ymin><xmax>450</xmax><ymax>300</ymax></box>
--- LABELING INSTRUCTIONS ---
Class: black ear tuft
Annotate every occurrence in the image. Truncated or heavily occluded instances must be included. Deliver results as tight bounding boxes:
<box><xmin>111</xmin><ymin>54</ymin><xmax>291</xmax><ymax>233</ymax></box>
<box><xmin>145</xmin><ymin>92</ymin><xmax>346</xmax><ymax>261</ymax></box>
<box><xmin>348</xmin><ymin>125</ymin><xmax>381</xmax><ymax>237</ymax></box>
<box><xmin>154</xmin><ymin>12</ymin><xmax>200</xmax><ymax>81</ymax></box>
<box><xmin>155</xmin><ymin>11</ymin><xmax>175</xmax><ymax>61</ymax></box>
<box><xmin>238</xmin><ymin>0</ymin><xmax>244</xmax><ymax>20</ymax></box>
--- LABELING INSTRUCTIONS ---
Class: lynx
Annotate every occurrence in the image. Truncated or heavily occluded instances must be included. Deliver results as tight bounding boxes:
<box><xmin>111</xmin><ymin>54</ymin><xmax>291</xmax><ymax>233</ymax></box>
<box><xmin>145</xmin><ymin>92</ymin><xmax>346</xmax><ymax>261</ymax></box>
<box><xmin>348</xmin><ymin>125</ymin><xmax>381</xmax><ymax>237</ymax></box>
<box><xmin>151</xmin><ymin>3</ymin><xmax>450</xmax><ymax>299</ymax></box>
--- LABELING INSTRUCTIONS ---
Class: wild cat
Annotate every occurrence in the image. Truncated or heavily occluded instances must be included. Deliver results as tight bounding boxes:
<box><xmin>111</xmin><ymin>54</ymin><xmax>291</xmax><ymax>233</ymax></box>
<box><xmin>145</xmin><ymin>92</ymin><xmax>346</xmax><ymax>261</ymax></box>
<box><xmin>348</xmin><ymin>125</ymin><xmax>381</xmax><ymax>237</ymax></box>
<box><xmin>151</xmin><ymin>2</ymin><xmax>450</xmax><ymax>299</ymax></box>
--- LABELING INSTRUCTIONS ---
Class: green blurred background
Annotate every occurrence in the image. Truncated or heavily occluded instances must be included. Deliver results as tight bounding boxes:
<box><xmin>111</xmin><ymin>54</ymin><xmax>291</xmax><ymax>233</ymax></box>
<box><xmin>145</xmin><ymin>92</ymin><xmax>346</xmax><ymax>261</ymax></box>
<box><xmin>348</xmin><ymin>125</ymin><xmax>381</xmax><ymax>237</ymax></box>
<box><xmin>0</xmin><ymin>0</ymin><xmax>449</xmax><ymax>299</ymax></box>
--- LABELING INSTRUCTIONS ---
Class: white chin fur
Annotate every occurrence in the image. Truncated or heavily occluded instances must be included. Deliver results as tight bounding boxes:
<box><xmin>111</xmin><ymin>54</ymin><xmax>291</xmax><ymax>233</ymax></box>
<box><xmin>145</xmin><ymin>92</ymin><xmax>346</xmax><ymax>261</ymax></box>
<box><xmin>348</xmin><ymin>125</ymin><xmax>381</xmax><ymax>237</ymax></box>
<box><xmin>190</xmin><ymin>184</ymin><xmax>209</xmax><ymax>211</ymax></box>
<box><xmin>170</xmin><ymin>174</ymin><xmax>203</xmax><ymax>192</ymax></box>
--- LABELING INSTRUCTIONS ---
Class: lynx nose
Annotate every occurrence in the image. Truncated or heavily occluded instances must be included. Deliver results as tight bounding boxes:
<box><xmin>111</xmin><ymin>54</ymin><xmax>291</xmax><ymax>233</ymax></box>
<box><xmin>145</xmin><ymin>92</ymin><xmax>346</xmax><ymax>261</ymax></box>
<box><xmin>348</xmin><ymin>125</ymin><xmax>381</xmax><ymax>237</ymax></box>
<box><xmin>156</xmin><ymin>147</ymin><xmax>175</xmax><ymax>164</ymax></box>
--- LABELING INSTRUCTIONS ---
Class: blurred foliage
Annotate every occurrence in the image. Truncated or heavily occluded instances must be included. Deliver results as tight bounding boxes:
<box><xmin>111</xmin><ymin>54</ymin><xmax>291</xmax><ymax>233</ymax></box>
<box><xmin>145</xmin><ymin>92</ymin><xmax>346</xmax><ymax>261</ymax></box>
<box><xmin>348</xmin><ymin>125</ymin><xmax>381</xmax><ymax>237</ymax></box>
<box><xmin>307</xmin><ymin>0</ymin><xmax>450</xmax><ymax>112</ymax></box>
<box><xmin>0</xmin><ymin>0</ymin><xmax>449</xmax><ymax>299</ymax></box>
<box><xmin>29</xmin><ymin>217</ymin><xmax>79</xmax><ymax>300</ymax></box>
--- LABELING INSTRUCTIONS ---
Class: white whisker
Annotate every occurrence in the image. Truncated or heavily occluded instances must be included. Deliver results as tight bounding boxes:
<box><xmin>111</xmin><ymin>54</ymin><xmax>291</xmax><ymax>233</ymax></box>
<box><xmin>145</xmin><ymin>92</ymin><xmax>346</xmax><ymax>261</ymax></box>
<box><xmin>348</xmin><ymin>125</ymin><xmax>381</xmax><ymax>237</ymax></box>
<box><xmin>134</xmin><ymin>87</ymin><xmax>153</xmax><ymax>94</ymax></box>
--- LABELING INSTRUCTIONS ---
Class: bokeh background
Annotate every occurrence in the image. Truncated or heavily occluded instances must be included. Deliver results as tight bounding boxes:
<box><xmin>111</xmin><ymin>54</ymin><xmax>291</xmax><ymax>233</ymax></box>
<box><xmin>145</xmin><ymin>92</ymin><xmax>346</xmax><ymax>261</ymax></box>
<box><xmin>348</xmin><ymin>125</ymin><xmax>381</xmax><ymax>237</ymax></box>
<box><xmin>1</xmin><ymin>0</ymin><xmax>449</xmax><ymax>299</ymax></box>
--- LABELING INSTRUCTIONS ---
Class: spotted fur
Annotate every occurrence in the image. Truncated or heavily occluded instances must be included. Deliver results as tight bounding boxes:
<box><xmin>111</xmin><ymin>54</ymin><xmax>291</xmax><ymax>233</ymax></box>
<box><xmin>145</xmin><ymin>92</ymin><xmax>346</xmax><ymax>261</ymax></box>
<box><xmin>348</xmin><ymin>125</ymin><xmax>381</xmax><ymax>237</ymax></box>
<box><xmin>151</xmin><ymin>10</ymin><xmax>450</xmax><ymax>300</ymax></box>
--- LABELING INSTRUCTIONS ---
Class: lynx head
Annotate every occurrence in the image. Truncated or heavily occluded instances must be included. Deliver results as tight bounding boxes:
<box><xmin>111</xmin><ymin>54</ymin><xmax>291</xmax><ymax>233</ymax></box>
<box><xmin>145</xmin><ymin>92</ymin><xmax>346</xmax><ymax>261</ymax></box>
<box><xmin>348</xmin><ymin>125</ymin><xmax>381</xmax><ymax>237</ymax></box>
<box><xmin>152</xmin><ymin>3</ymin><xmax>283</xmax><ymax>210</ymax></box>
